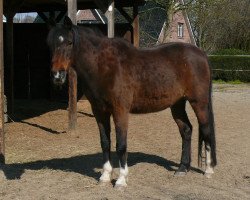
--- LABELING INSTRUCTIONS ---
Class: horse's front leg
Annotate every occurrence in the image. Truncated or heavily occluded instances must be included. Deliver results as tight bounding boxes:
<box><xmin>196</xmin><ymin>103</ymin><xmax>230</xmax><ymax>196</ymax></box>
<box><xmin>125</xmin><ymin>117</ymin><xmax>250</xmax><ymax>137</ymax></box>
<box><xmin>93</xmin><ymin>108</ymin><xmax>112</xmax><ymax>183</ymax></box>
<box><xmin>113</xmin><ymin>109</ymin><xmax>129</xmax><ymax>188</ymax></box>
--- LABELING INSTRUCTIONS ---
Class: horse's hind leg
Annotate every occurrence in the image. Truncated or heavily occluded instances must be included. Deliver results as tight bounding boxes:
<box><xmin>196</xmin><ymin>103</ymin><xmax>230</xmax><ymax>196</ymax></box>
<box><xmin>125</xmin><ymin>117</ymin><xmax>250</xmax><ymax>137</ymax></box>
<box><xmin>190</xmin><ymin>100</ymin><xmax>217</xmax><ymax>178</ymax></box>
<box><xmin>93</xmin><ymin>108</ymin><xmax>112</xmax><ymax>183</ymax></box>
<box><xmin>171</xmin><ymin>99</ymin><xmax>193</xmax><ymax>176</ymax></box>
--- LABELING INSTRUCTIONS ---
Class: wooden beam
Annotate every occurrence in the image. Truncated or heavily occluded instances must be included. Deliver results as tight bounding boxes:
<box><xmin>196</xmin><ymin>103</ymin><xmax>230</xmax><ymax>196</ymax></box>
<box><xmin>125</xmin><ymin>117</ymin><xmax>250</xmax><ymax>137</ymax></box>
<box><xmin>49</xmin><ymin>11</ymin><xmax>56</xmax><ymax>21</ymax></box>
<box><xmin>94</xmin><ymin>0</ymin><xmax>115</xmax><ymax>38</ymax></box>
<box><xmin>132</xmin><ymin>6</ymin><xmax>139</xmax><ymax>47</ymax></box>
<box><xmin>37</xmin><ymin>12</ymin><xmax>48</xmax><ymax>23</ymax></box>
<box><xmin>105</xmin><ymin>0</ymin><xmax>115</xmax><ymax>38</ymax></box>
<box><xmin>67</xmin><ymin>0</ymin><xmax>77</xmax><ymax>130</ymax></box>
<box><xmin>93</xmin><ymin>0</ymin><xmax>108</xmax><ymax>14</ymax></box>
<box><xmin>117</xmin><ymin>7</ymin><xmax>132</xmax><ymax>23</ymax></box>
<box><xmin>0</xmin><ymin>0</ymin><xmax>5</xmax><ymax>164</ymax></box>
<box><xmin>56</xmin><ymin>11</ymin><xmax>67</xmax><ymax>23</ymax></box>
<box><xmin>4</xmin><ymin>0</ymin><xmax>25</xmax><ymax>14</ymax></box>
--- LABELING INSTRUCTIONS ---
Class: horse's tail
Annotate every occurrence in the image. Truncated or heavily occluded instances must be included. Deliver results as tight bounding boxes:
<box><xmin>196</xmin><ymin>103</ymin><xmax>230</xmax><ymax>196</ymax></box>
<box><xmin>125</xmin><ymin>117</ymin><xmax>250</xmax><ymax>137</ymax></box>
<box><xmin>198</xmin><ymin>60</ymin><xmax>217</xmax><ymax>168</ymax></box>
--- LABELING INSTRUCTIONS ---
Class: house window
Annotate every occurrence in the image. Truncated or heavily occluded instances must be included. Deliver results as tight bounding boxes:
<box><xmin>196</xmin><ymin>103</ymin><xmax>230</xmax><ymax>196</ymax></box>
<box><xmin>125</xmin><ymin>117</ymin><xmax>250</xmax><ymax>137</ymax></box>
<box><xmin>177</xmin><ymin>23</ymin><xmax>184</xmax><ymax>38</ymax></box>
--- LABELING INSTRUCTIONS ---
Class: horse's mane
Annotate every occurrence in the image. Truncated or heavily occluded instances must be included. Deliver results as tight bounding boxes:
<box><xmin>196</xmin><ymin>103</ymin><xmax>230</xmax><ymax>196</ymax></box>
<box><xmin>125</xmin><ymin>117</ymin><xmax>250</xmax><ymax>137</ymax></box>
<box><xmin>71</xmin><ymin>25</ymin><xmax>104</xmax><ymax>50</ymax></box>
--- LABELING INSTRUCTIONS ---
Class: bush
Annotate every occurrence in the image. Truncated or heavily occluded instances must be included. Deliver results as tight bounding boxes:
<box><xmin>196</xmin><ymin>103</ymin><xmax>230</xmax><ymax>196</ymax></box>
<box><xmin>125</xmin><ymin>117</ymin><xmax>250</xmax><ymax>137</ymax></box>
<box><xmin>208</xmin><ymin>55</ymin><xmax>250</xmax><ymax>82</ymax></box>
<box><xmin>212</xmin><ymin>49</ymin><xmax>249</xmax><ymax>55</ymax></box>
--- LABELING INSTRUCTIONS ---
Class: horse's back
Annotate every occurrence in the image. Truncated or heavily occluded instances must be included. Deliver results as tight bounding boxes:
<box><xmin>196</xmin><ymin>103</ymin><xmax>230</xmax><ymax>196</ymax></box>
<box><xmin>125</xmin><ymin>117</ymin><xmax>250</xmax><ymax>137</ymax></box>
<box><xmin>95</xmin><ymin>39</ymin><xmax>211</xmax><ymax>113</ymax></box>
<box><xmin>128</xmin><ymin>43</ymin><xmax>211</xmax><ymax>113</ymax></box>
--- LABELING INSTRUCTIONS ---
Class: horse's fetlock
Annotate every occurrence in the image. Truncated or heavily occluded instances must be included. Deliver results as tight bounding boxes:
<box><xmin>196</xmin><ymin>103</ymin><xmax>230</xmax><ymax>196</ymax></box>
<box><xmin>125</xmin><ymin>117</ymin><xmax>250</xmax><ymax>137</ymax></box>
<box><xmin>116</xmin><ymin>143</ymin><xmax>127</xmax><ymax>153</ymax></box>
<box><xmin>101</xmin><ymin>143</ymin><xmax>110</xmax><ymax>151</ymax></box>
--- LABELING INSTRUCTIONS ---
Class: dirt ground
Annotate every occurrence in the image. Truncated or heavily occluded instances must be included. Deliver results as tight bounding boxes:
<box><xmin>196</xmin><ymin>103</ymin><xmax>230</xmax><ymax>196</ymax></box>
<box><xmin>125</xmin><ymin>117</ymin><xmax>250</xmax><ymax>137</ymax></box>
<box><xmin>0</xmin><ymin>83</ymin><xmax>249</xmax><ymax>200</ymax></box>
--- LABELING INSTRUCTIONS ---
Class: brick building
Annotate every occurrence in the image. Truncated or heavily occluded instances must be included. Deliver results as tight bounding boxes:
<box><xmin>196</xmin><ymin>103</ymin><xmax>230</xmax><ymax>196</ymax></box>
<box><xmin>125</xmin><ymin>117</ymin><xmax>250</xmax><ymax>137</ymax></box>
<box><xmin>76</xmin><ymin>9</ymin><xmax>105</xmax><ymax>24</ymax></box>
<box><xmin>158</xmin><ymin>0</ymin><xmax>196</xmax><ymax>45</ymax></box>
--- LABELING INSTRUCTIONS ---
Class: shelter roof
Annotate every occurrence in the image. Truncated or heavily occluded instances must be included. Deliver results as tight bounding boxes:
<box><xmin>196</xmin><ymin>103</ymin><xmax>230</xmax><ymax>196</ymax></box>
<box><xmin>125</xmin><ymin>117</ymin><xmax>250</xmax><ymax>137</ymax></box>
<box><xmin>3</xmin><ymin>0</ymin><xmax>145</xmax><ymax>13</ymax></box>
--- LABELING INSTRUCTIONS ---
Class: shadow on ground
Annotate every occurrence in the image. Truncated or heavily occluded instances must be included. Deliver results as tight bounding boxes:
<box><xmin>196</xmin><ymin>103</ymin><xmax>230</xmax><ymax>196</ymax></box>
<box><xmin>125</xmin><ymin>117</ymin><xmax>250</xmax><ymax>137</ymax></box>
<box><xmin>0</xmin><ymin>152</ymin><xmax>203</xmax><ymax>180</ymax></box>
<box><xmin>10</xmin><ymin>100</ymin><xmax>68</xmax><ymax>122</ymax></box>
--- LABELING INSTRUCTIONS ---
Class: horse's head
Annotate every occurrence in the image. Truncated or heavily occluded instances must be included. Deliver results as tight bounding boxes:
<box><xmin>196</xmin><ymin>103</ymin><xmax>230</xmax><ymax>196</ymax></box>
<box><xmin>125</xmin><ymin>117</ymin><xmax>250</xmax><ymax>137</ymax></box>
<box><xmin>47</xmin><ymin>17</ymin><xmax>74</xmax><ymax>85</ymax></box>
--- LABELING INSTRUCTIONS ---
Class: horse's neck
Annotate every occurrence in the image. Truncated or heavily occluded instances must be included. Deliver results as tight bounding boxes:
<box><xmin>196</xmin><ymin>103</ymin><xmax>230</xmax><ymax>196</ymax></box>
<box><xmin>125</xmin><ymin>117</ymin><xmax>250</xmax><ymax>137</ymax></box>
<box><xmin>73</xmin><ymin>29</ymin><xmax>103</xmax><ymax>84</ymax></box>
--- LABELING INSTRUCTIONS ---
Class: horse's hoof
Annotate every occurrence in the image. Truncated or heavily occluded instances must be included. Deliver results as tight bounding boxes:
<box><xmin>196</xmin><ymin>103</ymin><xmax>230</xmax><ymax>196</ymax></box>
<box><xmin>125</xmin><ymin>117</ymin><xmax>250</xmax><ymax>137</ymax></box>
<box><xmin>204</xmin><ymin>167</ymin><xmax>214</xmax><ymax>178</ymax></box>
<box><xmin>204</xmin><ymin>172</ymin><xmax>213</xmax><ymax>179</ymax></box>
<box><xmin>115</xmin><ymin>175</ymin><xmax>128</xmax><ymax>189</ymax></box>
<box><xmin>174</xmin><ymin>164</ymin><xmax>188</xmax><ymax>177</ymax></box>
<box><xmin>174</xmin><ymin>171</ymin><xmax>187</xmax><ymax>177</ymax></box>
<box><xmin>98</xmin><ymin>177</ymin><xmax>111</xmax><ymax>186</ymax></box>
<box><xmin>114</xmin><ymin>183</ymin><xmax>127</xmax><ymax>191</ymax></box>
<box><xmin>99</xmin><ymin>171</ymin><xmax>112</xmax><ymax>185</ymax></box>
<box><xmin>98</xmin><ymin>180</ymin><xmax>111</xmax><ymax>187</ymax></box>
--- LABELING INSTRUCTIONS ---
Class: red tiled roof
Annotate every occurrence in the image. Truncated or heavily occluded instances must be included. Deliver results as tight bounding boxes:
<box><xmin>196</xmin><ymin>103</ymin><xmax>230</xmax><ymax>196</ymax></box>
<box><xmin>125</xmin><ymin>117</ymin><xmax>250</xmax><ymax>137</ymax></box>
<box><xmin>76</xmin><ymin>10</ymin><xmax>97</xmax><ymax>21</ymax></box>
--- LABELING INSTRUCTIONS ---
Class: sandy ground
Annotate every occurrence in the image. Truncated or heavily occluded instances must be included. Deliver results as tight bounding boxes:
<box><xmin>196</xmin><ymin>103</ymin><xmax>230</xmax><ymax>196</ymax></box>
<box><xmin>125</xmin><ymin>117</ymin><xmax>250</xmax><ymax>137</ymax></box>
<box><xmin>0</xmin><ymin>83</ymin><xmax>249</xmax><ymax>200</ymax></box>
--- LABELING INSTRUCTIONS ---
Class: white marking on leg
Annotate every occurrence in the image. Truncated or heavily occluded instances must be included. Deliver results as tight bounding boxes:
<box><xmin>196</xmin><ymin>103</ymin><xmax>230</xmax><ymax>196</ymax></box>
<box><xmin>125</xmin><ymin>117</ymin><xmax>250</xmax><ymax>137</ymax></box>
<box><xmin>205</xmin><ymin>145</ymin><xmax>214</xmax><ymax>176</ymax></box>
<box><xmin>115</xmin><ymin>162</ymin><xmax>128</xmax><ymax>187</ymax></box>
<box><xmin>99</xmin><ymin>161</ymin><xmax>112</xmax><ymax>182</ymax></box>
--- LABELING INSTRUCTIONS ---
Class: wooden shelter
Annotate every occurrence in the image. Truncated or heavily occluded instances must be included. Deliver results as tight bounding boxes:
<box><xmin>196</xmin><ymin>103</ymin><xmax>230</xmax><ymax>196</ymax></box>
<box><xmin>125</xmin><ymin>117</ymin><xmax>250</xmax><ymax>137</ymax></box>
<box><xmin>0</xmin><ymin>0</ymin><xmax>145</xmax><ymax>164</ymax></box>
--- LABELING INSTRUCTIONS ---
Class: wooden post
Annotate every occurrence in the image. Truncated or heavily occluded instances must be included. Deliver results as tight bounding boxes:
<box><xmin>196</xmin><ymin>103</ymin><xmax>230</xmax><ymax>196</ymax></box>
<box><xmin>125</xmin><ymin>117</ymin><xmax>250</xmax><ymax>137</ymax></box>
<box><xmin>105</xmin><ymin>0</ymin><xmax>115</xmax><ymax>38</ymax></box>
<box><xmin>0</xmin><ymin>0</ymin><xmax>5</xmax><ymax>164</ymax></box>
<box><xmin>67</xmin><ymin>0</ymin><xmax>77</xmax><ymax>24</ymax></box>
<box><xmin>133</xmin><ymin>6</ymin><xmax>139</xmax><ymax>48</ymax></box>
<box><xmin>67</xmin><ymin>0</ymin><xmax>77</xmax><ymax>130</ymax></box>
<box><xmin>94</xmin><ymin>0</ymin><xmax>115</xmax><ymax>38</ymax></box>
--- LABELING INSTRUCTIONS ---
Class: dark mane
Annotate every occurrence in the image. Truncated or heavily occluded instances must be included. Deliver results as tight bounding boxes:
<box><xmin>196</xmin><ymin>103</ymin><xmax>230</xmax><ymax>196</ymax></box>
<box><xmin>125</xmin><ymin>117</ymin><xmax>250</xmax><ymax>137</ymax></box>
<box><xmin>71</xmin><ymin>25</ymin><xmax>104</xmax><ymax>51</ymax></box>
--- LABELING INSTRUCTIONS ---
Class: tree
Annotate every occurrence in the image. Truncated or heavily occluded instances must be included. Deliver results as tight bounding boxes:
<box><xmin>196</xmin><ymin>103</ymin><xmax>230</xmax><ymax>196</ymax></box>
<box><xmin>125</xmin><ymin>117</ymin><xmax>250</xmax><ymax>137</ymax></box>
<box><xmin>188</xmin><ymin>0</ymin><xmax>250</xmax><ymax>52</ymax></box>
<box><xmin>139</xmin><ymin>0</ymin><xmax>194</xmax><ymax>47</ymax></box>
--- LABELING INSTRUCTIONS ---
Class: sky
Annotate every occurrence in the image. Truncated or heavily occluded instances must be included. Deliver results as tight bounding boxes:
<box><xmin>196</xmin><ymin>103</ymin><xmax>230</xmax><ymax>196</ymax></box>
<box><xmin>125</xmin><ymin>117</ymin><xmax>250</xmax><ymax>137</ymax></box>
<box><xmin>14</xmin><ymin>12</ymin><xmax>37</xmax><ymax>20</ymax></box>
<box><xmin>3</xmin><ymin>12</ymin><xmax>37</xmax><ymax>22</ymax></box>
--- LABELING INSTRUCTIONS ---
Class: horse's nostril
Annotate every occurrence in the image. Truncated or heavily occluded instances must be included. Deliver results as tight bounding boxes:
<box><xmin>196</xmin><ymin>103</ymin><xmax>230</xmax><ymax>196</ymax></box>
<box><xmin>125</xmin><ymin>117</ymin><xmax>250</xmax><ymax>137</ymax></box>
<box><xmin>52</xmin><ymin>71</ymin><xmax>66</xmax><ymax>79</ymax></box>
<box><xmin>60</xmin><ymin>71</ymin><xmax>66</xmax><ymax>79</ymax></box>
<box><xmin>52</xmin><ymin>70</ymin><xmax>67</xmax><ymax>85</ymax></box>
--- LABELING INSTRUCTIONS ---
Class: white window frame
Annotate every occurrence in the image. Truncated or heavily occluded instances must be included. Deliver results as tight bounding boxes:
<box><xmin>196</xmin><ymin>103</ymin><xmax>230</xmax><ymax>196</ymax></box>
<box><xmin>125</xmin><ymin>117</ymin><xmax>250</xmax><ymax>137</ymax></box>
<box><xmin>177</xmin><ymin>23</ymin><xmax>184</xmax><ymax>38</ymax></box>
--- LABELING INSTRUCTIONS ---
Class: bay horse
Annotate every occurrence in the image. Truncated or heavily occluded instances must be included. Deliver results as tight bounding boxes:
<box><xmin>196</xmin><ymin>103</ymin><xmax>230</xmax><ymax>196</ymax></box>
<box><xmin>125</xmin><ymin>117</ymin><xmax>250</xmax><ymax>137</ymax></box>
<box><xmin>47</xmin><ymin>17</ymin><xmax>216</xmax><ymax>188</ymax></box>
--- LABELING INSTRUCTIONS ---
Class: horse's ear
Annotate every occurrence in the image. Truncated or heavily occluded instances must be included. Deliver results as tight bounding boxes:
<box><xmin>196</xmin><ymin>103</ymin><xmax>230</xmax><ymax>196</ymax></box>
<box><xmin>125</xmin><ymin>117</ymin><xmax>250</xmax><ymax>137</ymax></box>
<box><xmin>64</xmin><ymin>16</ymin><xmax>73</xmax><ymax>30</ymax></box>
<box><xmin>47</xmin><ymin>17</ymin><xmax>56</xmax><ymax>30</ymax></box>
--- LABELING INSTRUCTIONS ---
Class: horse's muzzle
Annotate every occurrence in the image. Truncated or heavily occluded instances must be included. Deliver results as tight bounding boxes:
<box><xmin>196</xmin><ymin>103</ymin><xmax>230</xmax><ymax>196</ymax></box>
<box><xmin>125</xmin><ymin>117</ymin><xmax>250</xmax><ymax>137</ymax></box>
<box><xmin>52</xmin><ymin>70</ymin><xmax>67</xmax><ymax>85</ymax></box>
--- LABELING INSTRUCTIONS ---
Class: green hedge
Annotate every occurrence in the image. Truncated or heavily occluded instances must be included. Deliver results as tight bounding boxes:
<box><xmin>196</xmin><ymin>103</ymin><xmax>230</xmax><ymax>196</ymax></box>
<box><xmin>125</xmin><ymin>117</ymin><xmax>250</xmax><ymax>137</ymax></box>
<box><xmin>212</xmin><ymin>49</ymin><xmax>249</xmax><ymax>55</ymax></box>
<box><xmin>208</xmin><ymin>55</ymin><xmax>250</xmax><ymax>82</ymax></box>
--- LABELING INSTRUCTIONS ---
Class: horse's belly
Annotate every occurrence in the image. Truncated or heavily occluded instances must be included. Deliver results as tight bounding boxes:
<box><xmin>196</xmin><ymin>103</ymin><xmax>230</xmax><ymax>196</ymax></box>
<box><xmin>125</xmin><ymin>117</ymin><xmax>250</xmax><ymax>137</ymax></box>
<box><xmin>130</xmin><ymin>97</ymin><xmax>172</xmax><ymax>114</ymax></box>
<box><xmin>130</xmin><ymin>85</ymin><xmax>184</xmax><ymax>114</ymax></box>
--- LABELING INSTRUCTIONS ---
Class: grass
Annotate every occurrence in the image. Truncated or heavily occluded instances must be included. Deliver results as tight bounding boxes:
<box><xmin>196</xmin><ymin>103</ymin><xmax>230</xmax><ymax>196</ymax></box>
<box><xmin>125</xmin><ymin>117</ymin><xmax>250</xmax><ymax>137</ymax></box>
<box><xmin>213</xmin><ymin>79</ymin><xmax>244</xmax><ymax>84</ymax></box>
